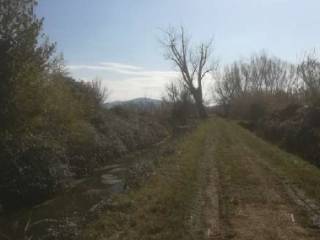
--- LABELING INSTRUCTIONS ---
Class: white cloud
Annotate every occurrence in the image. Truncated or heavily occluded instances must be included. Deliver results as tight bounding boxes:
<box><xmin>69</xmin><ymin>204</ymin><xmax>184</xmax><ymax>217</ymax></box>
<box><xmin>100</xmin><ymin>62</ymin><xmax>142</xmax><ymax>71</ymax></box>
<box><xmin>68</xmin><ymin>64</ymin><xmax>108</xmax><ymax>71</ymax></box>
<box><xmin>66</xmin><ymin>62</ymin><xmax>179</xmax><ymax>101</ymax></box>
<box><xmin>67</xmin><ymin>62</ymin><xmax>177</xmax><ymax>77</ymax></box>
<box><xmin>66</xmin><ymin>62</ymin><xmax>215</xmax><ymax>103</ymax></box>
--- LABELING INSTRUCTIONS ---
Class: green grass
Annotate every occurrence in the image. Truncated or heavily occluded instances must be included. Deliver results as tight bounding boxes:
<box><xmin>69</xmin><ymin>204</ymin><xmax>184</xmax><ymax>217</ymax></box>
<box><xmin>82</xmin><ymin>121</ymin><xmax>213</xmax><ymax>240</ymax></box>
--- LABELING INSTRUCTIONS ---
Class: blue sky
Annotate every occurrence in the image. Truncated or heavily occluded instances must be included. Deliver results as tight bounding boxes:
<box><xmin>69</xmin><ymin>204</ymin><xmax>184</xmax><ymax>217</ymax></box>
<box><xmin>37</xmin><ymin>0</ymin><xmax>320</xmax><ymax>101</ymax></box>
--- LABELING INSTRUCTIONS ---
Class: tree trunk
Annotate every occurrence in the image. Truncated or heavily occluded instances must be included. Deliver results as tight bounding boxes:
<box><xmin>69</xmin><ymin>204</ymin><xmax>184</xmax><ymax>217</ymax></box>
<box><xmin>196</xmin><ymin>100</ymin><xmax>208</xmax><ymax>118</ymax></box>
<box><xmin>194</xmin><ymin>90</ymin><xmax>208</xmax><ymax>118</ymax></box>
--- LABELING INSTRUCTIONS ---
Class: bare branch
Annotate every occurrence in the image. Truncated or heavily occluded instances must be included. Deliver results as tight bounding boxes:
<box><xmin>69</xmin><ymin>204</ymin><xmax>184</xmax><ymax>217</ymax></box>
<box><xmin>160</xmin><ymin>26</ymin><xmax>215</xmax><ymax>118</ymax></box>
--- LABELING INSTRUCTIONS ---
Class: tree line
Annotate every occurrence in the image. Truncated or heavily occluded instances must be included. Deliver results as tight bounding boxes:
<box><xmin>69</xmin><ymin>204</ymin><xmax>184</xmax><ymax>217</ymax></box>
<box><xmin>215</xmin><ymin>52</ymin><xmax>320</xmax><ymax>120</ymax></box>
<box><xmin>214</xmin><ymin>52</ymin><xmax>320</xmax><ymax>167</ymax></box>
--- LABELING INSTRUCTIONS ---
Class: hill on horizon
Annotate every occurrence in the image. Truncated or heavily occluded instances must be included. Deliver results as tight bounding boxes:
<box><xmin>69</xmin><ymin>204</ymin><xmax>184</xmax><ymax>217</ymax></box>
<box><xmin>105</xmin><ymin>97</ymin><xmax>162</xmax><ymax>110</ymax></box>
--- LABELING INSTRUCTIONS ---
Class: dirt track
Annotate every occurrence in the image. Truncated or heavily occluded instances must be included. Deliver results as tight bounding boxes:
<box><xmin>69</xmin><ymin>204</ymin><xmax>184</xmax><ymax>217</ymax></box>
<box><xmin>58</xmin><ymin>118</ymin><xmax>320</xmax><ymax>240</ymax></box>
<box><xmin>202</xmin><ymin>119</ymin><xmax>320</xmax><ymax>240</ymax></box>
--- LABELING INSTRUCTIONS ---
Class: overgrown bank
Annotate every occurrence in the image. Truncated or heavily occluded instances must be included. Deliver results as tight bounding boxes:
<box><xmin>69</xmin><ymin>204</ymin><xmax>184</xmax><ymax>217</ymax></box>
<box><xmin>241</xmin><ymin>104</ymin><xmax>320</xmax><ymax>167</ymax></box>
<box><xmin>0</xmin><ymin>1</ymin><xmax>166</xmax><ymax>212</ymax></box>
<box><xmin>224</xmin><ymin>119</ymin><xmax>320</xmax><ymax>211</ymax></box>
<box><xmin>81</xmin><ymin>120</ymin><xmax>212</xmax><ymax>240</ymax></box>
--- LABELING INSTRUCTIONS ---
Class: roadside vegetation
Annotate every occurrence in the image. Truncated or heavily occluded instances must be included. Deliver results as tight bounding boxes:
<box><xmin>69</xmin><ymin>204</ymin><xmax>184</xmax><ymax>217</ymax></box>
<box><xmin>208</xmin><ymin>119</ymin><xmax>320</xmax><ymax>238</ymax></box>
<box><xmin>82</xmin><ymin>118</ymin><xmax>320</xmax><ymax>239</ymax></box>
<box><xmin>214</xmin><ymin>52</ymin><xmax>320</xmax><ymax>167</ymax></box>
<box><xmin>216</xmin><ymin>119</ymin><xmax>320</xmax><ymax>208</ymax></box>
<box><xmin>82</xmin><ymin>120</ymin><xmax>211</xmax><ymax>240</ymax></box>
<box><xmin>0</xmin><ymin>0</ymin><xmax>205</xmax><ymax>214</ymax></box>
<box><xmin>0</xmin><ymin>0</ymin><xmax>166</xmax><ymax>212</ymax></box>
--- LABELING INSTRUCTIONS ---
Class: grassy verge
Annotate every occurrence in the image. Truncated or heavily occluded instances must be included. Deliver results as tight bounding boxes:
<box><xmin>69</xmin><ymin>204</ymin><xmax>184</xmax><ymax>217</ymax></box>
<box><xmin>210</xmin><ymin>118</ymin><xmax>320</xmax><ymax>234</ymax></box>
<box><xmin>81</xmin><ymin>121</ymin><xmax>212</xmax><ymax>240</ymax></box>
<box><xmin>227</xmin><ymin>119</ymin><xmax>320</xmax><ymax>204</ymax></box>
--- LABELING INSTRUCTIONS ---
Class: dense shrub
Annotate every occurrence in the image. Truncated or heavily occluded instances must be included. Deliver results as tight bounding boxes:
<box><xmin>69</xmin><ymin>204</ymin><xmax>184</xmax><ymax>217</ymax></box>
<box><xmin>0</xmin><ymin>134</ymin><xmax>67</xmax><ymax>210</ymax></box>
<box><xmin>0</xmin><ymin>0</ymin><xmax>167</xmax><ymax>211</ymax></box>
<box><xmin>255</xmin><ymin>105</ymin><xmax>320</xmax><ymax>167</ymax></box>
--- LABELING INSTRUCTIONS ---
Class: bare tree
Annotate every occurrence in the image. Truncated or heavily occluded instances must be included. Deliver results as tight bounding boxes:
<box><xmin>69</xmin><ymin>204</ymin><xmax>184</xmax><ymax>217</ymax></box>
<box><xmin>298</xmin><ymin>54</ymin><xmax>320</xmax><ymax>105</ymax></box>
<box><xmin>165</xmin><ymin>81</ymin><xmax>180</xmax><ymax>104</ymax></box>
<box><xmin>161</xmin><ymin>27</ymin><xmax>215</xmax><ymax>118</ymax></box>
<box><xmin>215</xmin><ymin>53</ymin><xmax>300</xmax><ymax>119</ymax></box>
<box><xmin>89</xmin><ymin>78</ymin><xmax>110</xmax><ymax>104</ymax></box>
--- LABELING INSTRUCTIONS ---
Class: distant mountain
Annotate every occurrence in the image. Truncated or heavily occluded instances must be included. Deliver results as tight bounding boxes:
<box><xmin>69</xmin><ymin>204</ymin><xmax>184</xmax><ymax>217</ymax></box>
<box><xmin>105</xmin><ymin>98</ymin><xmax>162</xmax><ymax>110</ymax></box>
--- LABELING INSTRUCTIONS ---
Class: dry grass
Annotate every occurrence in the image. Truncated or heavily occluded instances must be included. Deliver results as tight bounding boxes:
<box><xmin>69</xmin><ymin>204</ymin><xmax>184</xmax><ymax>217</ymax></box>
<box><xmin>232</xmin><ymin>120</ymin><xmax>320</xmax><ymax>204</ymax></box>
<box><xmin>82</xmin><ymin>118</ymin><xmax>320</xmax><ymax>239</ymax></box>
<box><xmin>81</xmin><ymin>121</ymin><xmax>212</xmax><ymax>240</ymax></box>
